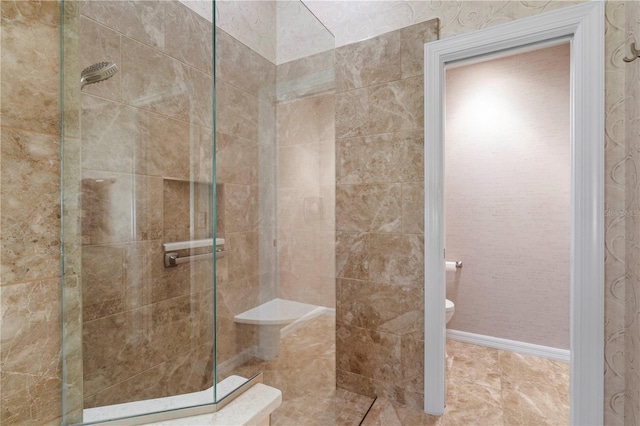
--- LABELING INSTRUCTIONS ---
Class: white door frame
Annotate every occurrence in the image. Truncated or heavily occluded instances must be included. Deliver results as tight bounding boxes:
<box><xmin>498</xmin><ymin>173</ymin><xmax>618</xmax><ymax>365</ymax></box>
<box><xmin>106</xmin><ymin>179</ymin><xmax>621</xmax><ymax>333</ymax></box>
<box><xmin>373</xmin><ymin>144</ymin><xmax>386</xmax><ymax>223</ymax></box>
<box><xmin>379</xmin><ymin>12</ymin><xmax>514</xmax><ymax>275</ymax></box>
<box><xmin>423</xmin><ymin>3</ymin><xmax>604</xmax><ymax>425</ymax></box>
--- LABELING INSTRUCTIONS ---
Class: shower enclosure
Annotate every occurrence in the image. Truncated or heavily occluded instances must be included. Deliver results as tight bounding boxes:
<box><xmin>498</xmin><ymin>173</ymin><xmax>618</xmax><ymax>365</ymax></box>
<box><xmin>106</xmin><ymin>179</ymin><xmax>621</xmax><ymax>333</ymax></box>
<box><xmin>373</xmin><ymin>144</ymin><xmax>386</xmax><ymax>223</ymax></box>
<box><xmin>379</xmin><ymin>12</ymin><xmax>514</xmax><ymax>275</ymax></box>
<box><xmin>60</xmin><ymin>0</ymin><xmax>335</xmax><ymax>424</ymax></box>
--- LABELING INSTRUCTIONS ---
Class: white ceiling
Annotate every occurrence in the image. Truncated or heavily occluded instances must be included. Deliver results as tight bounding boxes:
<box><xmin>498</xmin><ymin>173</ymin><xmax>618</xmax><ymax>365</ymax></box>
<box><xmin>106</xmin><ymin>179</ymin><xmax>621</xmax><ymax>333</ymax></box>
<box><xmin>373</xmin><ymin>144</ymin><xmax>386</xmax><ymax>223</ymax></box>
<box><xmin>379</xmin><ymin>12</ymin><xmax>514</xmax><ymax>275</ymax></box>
<box><xmin>180</xmin><ymin>0</ymin><xmax>443</xmax><ymax>64</ymax></box>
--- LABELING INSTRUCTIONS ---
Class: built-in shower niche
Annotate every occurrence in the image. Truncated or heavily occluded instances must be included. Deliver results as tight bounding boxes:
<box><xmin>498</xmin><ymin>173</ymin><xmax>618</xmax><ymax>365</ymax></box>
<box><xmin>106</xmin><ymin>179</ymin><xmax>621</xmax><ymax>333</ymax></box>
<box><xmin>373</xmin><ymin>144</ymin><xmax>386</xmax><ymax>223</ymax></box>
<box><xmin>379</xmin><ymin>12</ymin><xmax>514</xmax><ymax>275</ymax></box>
<box><xmin>163</xmin><ymin>179</ymin><xmax>215</xmax><ymax>243</ymax></box>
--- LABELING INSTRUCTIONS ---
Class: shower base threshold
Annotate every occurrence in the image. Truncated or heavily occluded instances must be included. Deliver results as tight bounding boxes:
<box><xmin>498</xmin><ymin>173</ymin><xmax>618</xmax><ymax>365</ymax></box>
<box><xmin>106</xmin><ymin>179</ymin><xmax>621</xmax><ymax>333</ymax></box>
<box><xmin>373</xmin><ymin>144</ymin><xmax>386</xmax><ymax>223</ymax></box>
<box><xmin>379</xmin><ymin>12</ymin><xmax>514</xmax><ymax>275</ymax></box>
<box><xmin>83</xmin><ymin>375</ymin><xmax>249</xmax><ymax>424</ymax></box>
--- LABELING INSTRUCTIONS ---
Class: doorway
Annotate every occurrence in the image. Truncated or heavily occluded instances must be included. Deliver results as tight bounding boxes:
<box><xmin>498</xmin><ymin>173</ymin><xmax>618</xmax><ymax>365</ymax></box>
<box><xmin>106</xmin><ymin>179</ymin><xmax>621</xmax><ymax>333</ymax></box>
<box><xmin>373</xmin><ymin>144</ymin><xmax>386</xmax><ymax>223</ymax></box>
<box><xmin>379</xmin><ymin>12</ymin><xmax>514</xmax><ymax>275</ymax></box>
<box><xmin>423</xmin><ymin>3</ymin><xmax>604</xmax><ymax>425</ymax></box>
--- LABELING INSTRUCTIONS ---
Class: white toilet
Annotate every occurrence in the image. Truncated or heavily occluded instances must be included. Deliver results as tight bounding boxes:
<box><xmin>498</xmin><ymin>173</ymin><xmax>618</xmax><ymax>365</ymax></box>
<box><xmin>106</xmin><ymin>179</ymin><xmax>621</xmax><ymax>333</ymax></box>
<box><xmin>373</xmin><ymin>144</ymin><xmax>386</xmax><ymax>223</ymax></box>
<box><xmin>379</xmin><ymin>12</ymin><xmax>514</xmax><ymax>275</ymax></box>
<box><xmin>445</xmin><ymin>299</ymin><xmax>455</xmax><ymax>325</ymax></box>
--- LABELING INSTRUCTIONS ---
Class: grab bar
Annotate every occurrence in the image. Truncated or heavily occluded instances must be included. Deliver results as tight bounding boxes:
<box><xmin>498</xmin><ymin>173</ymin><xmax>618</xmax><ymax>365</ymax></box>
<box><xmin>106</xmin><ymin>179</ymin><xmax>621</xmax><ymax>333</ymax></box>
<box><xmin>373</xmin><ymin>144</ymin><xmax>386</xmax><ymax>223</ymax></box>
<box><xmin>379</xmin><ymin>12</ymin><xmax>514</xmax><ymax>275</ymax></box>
<box><xmin>162</xmin><ymin>238</ymin><xmax>225</xmax><ymax>252</ymax></box>
<box><xmin>164</xmin><ymin>248</ymin><xmax>227</xmax><ymax>268</ymax></box>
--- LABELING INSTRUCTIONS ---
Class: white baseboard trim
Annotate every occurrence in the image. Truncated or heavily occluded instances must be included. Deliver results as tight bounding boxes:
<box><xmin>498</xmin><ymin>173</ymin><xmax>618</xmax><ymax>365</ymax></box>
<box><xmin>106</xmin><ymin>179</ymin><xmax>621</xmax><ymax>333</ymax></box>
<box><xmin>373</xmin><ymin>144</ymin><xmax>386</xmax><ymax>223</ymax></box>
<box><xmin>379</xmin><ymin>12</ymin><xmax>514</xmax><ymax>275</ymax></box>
<box><xmin>446</xmin><ymin>329</ymin><xmax>570</xmax><ymax>362</ymax></box>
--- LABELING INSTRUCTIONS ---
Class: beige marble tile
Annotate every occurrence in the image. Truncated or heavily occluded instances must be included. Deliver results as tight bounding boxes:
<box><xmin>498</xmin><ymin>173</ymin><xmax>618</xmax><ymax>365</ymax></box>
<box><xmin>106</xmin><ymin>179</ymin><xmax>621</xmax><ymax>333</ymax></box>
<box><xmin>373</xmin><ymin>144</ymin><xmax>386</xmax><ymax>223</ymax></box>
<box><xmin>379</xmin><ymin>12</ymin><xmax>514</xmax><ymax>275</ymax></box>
<box><xmin>400</xmin><ymin>20</ymin><xmax>440</xmax><ymax>79</ymax></box>
<box><xmin>165</xmin><ymin>1</ymin><xmax>212</xmax><ymax>75</ymax></box>
<box><xmin>448</xmin><ymin>340</ymin><xmax>501</xmax><ymax>390</ymax></box>
<box><xmin>369</xmin><ymin>76</ymin><xmax>423</xmax><ymax>135</ymax></box>
<box><xmin>336</xmin><ymin>184</ymin><xmax>402</xmax><ymax>233</ymax></box>
<box><xmin>123</xmin><ymin>240</ymin><xmax>153</xmax><ymax>310</ymax></box>
<box><xmin>225</xmin><ymin>184</ymin><xmax>258</xmax><ymax>233</ymax></box>
<box><xmin>336</xmin><ymin>324</ymin><xmax>401</xmax><ymax>383</ymax></box>
<box><xmin>82</xmin><ymin>171</ymin><xmax>133</xmax><ymax>245</ymax></box>
<box><xmin>135</xmin><ymin>175</ymin><xmax>163</xmax><ymax>241</ymax></box>
<box><xmin>502</xmin><ymin>376</ymin><xmax>569</xmax><ymax>426</ymax></box>
<box><xmin>80</xmin><ymin>0</ymin><xmax>165</xmax><ymax>50</ymax></box>
<box><xmin>279</xmin><ymin>271</ymin><xmax>335</xmax><ymax>309</ymax></box>
<box><xmin>401</xmin><ymin>182</ymin><xmax>424</xmax><ymax>234</ymax></box>
<box><xmin>499</xmin><ymin>350</ymin><xmax>569</xmax><ymax>386</ymax></box>
<box><xmin>336</xmin><ymin>88</ymin><xmax>369</xmax><ymax>139</ymax></box>
<box><xmin>216</xmin><ymin>28</ymin><xmax>276</xmax><ymax>101</ymax></box>
<box><xmin>336</xmin><ymin>130</ymin><xmax>423</xmax><ymax>185</ymax></box>
<box><xmin>368</xmin><ymin>233</ymin><xmax>424</xmax><ymax>286</ymax></box>
<box><xmin>79</xmin><ymin>16</ymin><xmax>121</xmax><ymax>102</ymax></box>
<box><xmin>1</xmin><ymin>0</ymin><xmax>60</xmax><ymax>134</ymax></box>
<box><xmin>145</xmin><ymin>112</ymin><xmax>191</xmax><ymax>180</ymax></box>
<box><xmin>278</xmin><ymin>143</ymin><xmax>320</xmax><ymax>189</ymax></box>
<box><xmin>82</xmin><ymin>244</ymin><xmax>125</xmax><ymax>322</ymax></box>
<box><xmin>81</xmin><ymin>94</ymin><xmax>139</xmax><ymax>174</ymax></box>
<box><xmin>216</xmin><ymin>133</ymin><xmax>259</xmax><ymax>185</ymax></box>
<box><xmin>336</xmin><ymin>232</ymin><xmax>369</xmax><ymax>281</ymax></box>
<box><xmin>0</xmin><ymin>279</ymin><xmax>62</xmax><ymax>425</ymax></box>
<box><xmin>121</xmin><ymin>37</ymin><xmax>189</xmax><ymax>121</ymax></box>
<box><xmin>62</xmin><ymin>275</ymin><xmax>84</xmax><ymax>421</ymax></box>
<box><xmin>162</xmin><ymin>179</ymin><xmax>191</xmax><ymax>243</ymax></box>
<box><xmin>227</xmin><ymin>232</ymin><xmax>259</xmax><ymax>282</ymax></box>
<box><xmin>194</xmin><ymin>125</ymin><xmax>214</xmax><ymax>184</ymax></box>
<box><xmin>277</xmin><ymin>94</ymin><xmax>335</xmax><ymax>147</ymax></box>
<box><xmin>337</xmin><ymin>279</ymin><xmax>422</xmax><ymax>335</ymax></box>
<box><xmin>184</xmin><ymin>64</ymin><xmax>213</xmax><ymax>129</ymax></box>
<box><xmin>150</xmin><ymin>240</ymin><xmax>192</xmax><ymax>303</ymax></box>
<box><xmin>335</xmin><ymin>388</ymin><xmax>375</xmax><ymax>426</ymax></box>
<box><xmin>1</xmin><ymin>129</ymin><xmax>60</xmax><ymax>285</ymax></box>
<box><xmin>216</xmin><ymin>79</ymin><xmax>260</xmax><ymax>142</ymax></box>
<box><xmin>361</xmin><ymin>397</ymin><xmax>441</xmax><ymax>426</ymax></box>
<box><xmin>444</xmin><ymin>377</ymin><xmax>503</xmax><ymax>426</ymax></box>
<box><xmin>335</xmin><ymin>31</ymin><xmax>401</xmax><ymax>92</ymax></box>
<box><xmin>400</xmin><ymin>333</ymin><xmax>424</xmax><ymax>394</ymax></box>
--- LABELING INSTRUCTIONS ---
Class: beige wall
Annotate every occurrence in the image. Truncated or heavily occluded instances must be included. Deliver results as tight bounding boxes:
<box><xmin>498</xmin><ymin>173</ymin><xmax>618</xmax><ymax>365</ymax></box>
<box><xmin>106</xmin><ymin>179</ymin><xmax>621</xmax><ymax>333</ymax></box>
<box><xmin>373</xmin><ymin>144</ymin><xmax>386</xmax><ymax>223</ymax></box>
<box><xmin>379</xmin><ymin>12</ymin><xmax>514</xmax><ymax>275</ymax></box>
<box><xmin>626</xmin><ymin>1</ymin><xmax>640</xmax><ymax>423</ymax></box>
<box><xmin>444</xmin><ymin>44</ymin><xmax>570</xmax><ymax>349</ymax></box>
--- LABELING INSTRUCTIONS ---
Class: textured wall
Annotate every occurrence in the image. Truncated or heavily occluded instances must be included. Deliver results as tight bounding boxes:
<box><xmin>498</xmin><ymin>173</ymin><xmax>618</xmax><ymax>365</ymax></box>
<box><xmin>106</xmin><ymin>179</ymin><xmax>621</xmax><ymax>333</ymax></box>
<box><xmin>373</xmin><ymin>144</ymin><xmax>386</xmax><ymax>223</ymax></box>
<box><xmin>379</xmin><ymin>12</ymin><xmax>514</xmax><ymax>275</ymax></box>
<box><xmin>334</xmin><ymin>19</ymin><xmax>439</xmax><ymax>409</ymax></box>
<box><xmin>626</xmin><ymin>2</ymin><xmax>640</xmax><ymax>425</ymax></box>
<box><xmin>445</xmin><ymin>44</ymin><xmax>571</xmax><ymax>349</ymax></box>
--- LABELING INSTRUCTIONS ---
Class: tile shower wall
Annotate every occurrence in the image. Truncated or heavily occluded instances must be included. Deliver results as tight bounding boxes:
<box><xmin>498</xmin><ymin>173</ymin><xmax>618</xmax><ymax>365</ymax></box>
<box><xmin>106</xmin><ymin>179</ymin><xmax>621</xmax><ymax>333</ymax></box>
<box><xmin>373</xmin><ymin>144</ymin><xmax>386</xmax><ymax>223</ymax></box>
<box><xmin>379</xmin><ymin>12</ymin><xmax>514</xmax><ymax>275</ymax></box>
<box><xmin>444</xmin><ymin>44</ymin><xmax>570</xmax><ymax>350</ymax></box>
<box><xmin>334</xmin><ymin>20</ymin><xmax>439</xmax><ymax>409</ymax></box>
<box><xmin>276</xmin><ymin>50</ymin><xmax>336</xmax><ymax>308</ymax></box>
<box><xmin>0</xmin><ymin>1</ymin><xmax>63</xmax><ymax>424</ymax></box>
<box><xmin>214</xmin><ymin>26</ymin><xmax>277</xmax><ymax>371</ymax></box>
<box><xmin>78</xmin><ymin>1</ymin><xmax>215</xmax><ymax>408</ymax></box>
<box><xmin>0</xmin><ymin>2</ymin><xmax>638</xmax><ymax>425</ymax></box>
<box><xmin>332</xmin><ymin>2</ymin><xmax>635</xmax><ymax>420</ymax></box>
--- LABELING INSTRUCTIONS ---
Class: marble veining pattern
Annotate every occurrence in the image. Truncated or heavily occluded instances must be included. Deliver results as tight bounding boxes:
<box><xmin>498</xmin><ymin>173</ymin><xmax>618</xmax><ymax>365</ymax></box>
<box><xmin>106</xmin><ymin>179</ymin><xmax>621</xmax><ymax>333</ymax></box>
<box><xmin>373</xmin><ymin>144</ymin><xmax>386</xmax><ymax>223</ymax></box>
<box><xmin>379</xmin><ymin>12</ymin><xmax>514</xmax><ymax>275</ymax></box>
<box><xmin>361</xmin><ymin>340</ymin><xmax>570</xmax><ymax>426</ymax></box>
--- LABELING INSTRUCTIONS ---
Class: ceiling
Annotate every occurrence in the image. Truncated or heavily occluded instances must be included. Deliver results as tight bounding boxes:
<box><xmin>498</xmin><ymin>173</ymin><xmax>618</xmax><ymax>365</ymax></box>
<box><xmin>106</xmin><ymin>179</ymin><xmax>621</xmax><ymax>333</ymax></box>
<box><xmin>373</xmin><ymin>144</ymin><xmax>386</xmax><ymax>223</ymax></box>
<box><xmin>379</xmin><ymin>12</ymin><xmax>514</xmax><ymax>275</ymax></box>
<box><xmin>181</xmin><ymin>0</ymin><xmax>441</xmax><ymax>64</ymax></box>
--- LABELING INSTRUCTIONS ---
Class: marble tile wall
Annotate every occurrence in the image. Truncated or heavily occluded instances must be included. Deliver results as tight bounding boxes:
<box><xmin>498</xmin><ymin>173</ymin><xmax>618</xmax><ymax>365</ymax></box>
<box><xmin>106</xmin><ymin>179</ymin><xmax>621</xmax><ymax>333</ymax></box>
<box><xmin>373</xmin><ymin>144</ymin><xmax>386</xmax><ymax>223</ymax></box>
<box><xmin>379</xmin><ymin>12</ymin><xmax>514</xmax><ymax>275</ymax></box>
<box><xmin>0</xmin><ymin>1</ymin><xmax>64</xmax><ymax>424</ymax></box>
<box><xmin>276</xmin><ymin>50</ymin><xmax>336</xmax><ymax>308</ymax></box>
<box><xmin>333</xmin><ymin>2</ymin><xmax>639</xmax><ymax>422</ymax></box>
<box><xmin>78</xmin><ymin>0</ymin><xmax>216</xmax><ymax>410</ymax></box>
<box><xmin>214</xmin><ymin>24</ymin><xmax>277</xmax><ymax>370</ymax></box>
<box><xmin>334</xmin><ymin>19</ymin><xmax>438</xmax><ymax>410</ymax></box>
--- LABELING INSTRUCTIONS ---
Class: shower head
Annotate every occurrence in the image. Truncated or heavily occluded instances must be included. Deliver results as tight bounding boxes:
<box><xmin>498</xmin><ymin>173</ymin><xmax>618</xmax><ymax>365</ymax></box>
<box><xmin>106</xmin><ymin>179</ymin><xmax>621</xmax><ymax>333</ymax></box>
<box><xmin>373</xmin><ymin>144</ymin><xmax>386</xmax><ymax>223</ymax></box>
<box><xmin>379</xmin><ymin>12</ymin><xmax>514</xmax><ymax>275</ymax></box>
<box><xmin>81</xmin><ymin>62</ymin><xmax>118</xmax><ymax>89</ymax></box>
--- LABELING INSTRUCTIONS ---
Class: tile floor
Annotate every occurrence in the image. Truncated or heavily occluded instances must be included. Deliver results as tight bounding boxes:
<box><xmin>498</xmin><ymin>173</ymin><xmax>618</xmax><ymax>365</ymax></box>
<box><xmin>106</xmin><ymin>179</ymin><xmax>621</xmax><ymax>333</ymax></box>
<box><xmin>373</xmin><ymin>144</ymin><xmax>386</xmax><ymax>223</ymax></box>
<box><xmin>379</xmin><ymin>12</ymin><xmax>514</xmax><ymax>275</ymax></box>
<box><xmin>230</xmin><ymin>313</ymin><xmax>374</xmax><ymax>425</ymax></box>
<box><xmin>232</xmin><ymin>314</ymin><xmax>569</xmax><ymax>426</ymax></box>
<box><xmin>362</xmin><ymin>339</ymin><xmax>570</xmax><ymax>426</ymax></box>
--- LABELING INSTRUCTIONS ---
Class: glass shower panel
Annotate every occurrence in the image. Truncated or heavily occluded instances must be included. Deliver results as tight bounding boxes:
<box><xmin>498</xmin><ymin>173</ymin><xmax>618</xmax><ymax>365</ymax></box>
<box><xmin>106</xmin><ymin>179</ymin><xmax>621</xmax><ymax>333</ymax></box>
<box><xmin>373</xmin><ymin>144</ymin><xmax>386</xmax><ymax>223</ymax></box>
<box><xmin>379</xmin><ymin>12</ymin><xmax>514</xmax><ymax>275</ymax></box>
<box><xmin>61</xmin><ymin>0</ymin><xmax>222</xmax><ymax>423</ymax></box>
<box><xmin>214</xmin><ymin>1</ymin><xmax>336</xmax><ymax>423</ymax></box>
